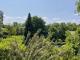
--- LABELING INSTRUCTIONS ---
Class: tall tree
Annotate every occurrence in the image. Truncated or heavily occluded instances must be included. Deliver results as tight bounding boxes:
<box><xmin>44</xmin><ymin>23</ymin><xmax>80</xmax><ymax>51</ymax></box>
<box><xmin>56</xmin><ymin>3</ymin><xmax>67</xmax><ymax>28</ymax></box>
<box><xmin>24</xmin><ymin>13</ymin><xmax>33</xmax><ymax>45</ymax></box>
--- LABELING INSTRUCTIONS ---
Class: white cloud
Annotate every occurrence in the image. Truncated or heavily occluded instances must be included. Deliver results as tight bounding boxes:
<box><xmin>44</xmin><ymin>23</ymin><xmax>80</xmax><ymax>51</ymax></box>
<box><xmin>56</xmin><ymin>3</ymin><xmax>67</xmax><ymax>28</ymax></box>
<box><xmin>70</xmin><ymin>19</ymin><xmax>80</xmax><ymax>24</ymax></box>
<box><xmin>74</xmin><ymin>13</ymin><xmax>79</xmax><ymax>16</ymax></box>
<box><xmin>52</xmin><ymin>17</ymin><xmax>80</xmax><ymax>24</ymax></box>
<box><xmin>41</xmin><ymin>16</ymin><xmax>80</xmax><ymax>24</ymax></box>
<box><xmin>42</xmin><ymin>17</ymin><xmax>50</xmax><ymax>24</ymax></box>
<box><xmin>3</xmin><ymin>15</ymin><xmax>26</xmax><ymax>24</ymax></box>
<box><xmin>52</xmin><ymin>17</ymin><xmax>67</xmax><ymax>23</ymax></box>
<box><xmin>3</xmin><ymin>15</ymin><xmax>80</xmax><ymax>25</ymax></box>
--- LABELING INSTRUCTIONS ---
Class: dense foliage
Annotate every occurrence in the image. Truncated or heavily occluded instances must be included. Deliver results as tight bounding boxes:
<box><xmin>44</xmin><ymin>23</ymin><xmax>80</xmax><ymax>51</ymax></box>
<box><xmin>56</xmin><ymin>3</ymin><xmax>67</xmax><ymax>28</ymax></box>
<box><xmin>0</xmin><ymin>29</ymin><xmax>80</xmax><ymax>60</ymax></box>
<box><xmin>0</xmin><ymin>10</ymin><xmax>80</xmax><ymax>59</ymax></box>
<box><xmin>24</xmin><ymin>13</ymin><xmax>47</xmax><ymax>45</ymax></box>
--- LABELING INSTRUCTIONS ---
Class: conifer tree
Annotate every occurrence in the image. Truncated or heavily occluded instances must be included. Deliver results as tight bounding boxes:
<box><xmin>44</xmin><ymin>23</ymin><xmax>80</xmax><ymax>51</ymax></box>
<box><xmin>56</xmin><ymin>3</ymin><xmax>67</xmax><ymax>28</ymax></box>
<box><xmin>24</xmin><ymin>13</ymin><xmax>33</xmax><ymax>45</ymax></box>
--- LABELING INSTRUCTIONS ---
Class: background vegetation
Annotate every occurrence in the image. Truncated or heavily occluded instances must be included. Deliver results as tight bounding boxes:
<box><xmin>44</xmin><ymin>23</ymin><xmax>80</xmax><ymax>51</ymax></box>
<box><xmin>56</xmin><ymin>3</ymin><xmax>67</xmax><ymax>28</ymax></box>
<box><xmin>0</xmin><ymin>0</ymin><xmax>80</xmax><ymax>60</ymax></box>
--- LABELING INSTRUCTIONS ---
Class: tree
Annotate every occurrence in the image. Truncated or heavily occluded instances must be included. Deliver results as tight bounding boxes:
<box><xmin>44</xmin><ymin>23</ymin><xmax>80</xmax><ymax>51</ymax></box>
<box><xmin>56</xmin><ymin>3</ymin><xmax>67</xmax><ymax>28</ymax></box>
<box><xmin>0</xmin><ymin>11</ymin><xmax>3</xmax><ymax>38</ymax></box>
<box><xmin>66</xmin><ymin>23</ymin><xmax>77</xmax><ymax>31</ymax></box>
<box><xmin>2</xmin><ymin>28</ymin><xmax>9</xmax><ymax>38</ymax></box>
<box><xmin>76</xmin><ymin>0</ymin><xmax>80</xmax><ymax>13</ymax></box>
<box><xmin>12</xmin><ymin>22</ymin><xmax>24</xmax><ymax>35</ymax></box>
<box><xmin>24</xmin><ymin>13</ymin><xmax>33</xmax><ymax>45</ymax></box>
<box><xmin>48</xmin><ymin>23</ymin><xmax>66</xmax><ymax>42</ymax></box>
<box><xmin>24</xmin><ymin>13</ymin><xmax>48</xmax><ymax>45</ymax></box>
<box><xmin>32</xmin><ymin>16</ymin><xmax>47</xmax><ymax>37</ymax></box>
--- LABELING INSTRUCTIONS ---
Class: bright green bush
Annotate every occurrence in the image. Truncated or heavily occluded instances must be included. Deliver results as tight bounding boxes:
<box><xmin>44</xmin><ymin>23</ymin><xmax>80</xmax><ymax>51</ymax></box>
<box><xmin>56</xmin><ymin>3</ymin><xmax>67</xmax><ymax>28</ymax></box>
<box><xmin>0</xmin><ymin>32</ymin><xmax>80</xmax><ymax>60</ymax></box>
<box><xmin>0</xmin><ymin>36</ymin><xmax>26</xmax><ymax>51</ymax></box>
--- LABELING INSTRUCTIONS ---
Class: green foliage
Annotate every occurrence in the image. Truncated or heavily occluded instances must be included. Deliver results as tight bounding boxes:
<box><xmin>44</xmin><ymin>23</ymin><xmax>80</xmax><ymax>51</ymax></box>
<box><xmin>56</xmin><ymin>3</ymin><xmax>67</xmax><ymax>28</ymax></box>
<box><xmin>48</xmin><ymin>23</ymin><xmax>66</xmax><ymax>42</ymax></box>
<box><xmin>0</xmin><ymin>12</ymin><xmax>80</xmax><ymax>59</ymax></box>
<box><xmin>66</xmin><ymin>23</ymin><xmax>77</xmax><ymax>31</ymax></box>
<box><xmin>48</xmin><ymin>23</ymin><xmax>78</xmax><ymax>42</ymax></box>
<box><xmin>0</xmin><ymin>31</ymin><xmax>80</xmax><ymax>60</ymax></box>
<box><xmin>0</xmin><ymin>11</ymin><xmax>3</xmax><ymax>38</ymax></box>
<box><xmin>32</xmin><ymin>16</ymin><xmax>46</xmax><ymax>34</ymax></box>
<box><xmin>0</xmin><ymin>36</ymin><xmax>26</xmax><ymax>51</ymax></box>
<box><xmin>0</xmin><ymin>36</ymin><xmax>26</xmax><ymax>60</ymax></box>
<box><xmin>76</xmin><ymin>0</ymin><xmax>80</xmax><ymax>13</ymax></box>
<box><xmin>2</xmin><ymin>22</ymin><xmax>24</xmax><ymax>38</ymax></box>
<box><xmin>65</xmin><ymin>30</ymin><xmax>80</xmax><ymax>55</ymax></box>
<box><xmin>24</xmin><ymin>13</ymin><xmax>47</xmax><ymax>45</ymax></box>
<box><xmin>24</xmin><ymin>13</ymin><xmax>33</xmax><ymax>44</ymax></box>
<box><xmin>2</xmin><ymin>28</ymin><xmax>9</xmax><ymax>38</ymax></box>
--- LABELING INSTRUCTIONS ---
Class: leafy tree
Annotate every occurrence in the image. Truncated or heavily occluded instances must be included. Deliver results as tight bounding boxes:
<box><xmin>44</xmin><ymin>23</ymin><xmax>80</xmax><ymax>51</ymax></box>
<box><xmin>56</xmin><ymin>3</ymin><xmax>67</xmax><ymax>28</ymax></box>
<box><xmin>0</xmin><ymin>11</ymin><xmax>3</xmax><ymax>38</ymax></box>
<box><xmin>24</xmin><ymin>13</ymin><xmax>47</xmax><ymax>45</ymax></box>
<box><xmin>76</xmin><ymin>0</ymin><xmax>80</xmax><ymax>13</ymax></box>
<box><xmin>32</xmin><ymin>16</ymin><xmax>47</xmax><ymax>37</ymax></box>
<box><xmin>48</xmin><ymin>23</ymin><xmax>66</xmax><ymax>42</ymax></box>
<box><xmin>3</xmin><ymin>22</ymin><xmax>24</xmax><ymax>36</ymax></box>
<box><xmin>66</xmin><ymin>23</ymin><xmax>77</xmax><ymax>31</ymax></box>
<box><xmin>13</xmin><ymin>22</ymin><xmax>24</xmax><ymax>35</ymax></box>
<box><xmin>2</xmin><ymin>28</ymin><xmax>9</xmax><ymax>38</ymax></box>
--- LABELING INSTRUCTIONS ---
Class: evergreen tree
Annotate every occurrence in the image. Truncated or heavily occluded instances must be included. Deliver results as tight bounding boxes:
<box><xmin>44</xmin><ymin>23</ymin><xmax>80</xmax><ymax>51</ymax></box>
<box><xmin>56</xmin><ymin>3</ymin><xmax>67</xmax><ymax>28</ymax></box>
<box><xmin>24</xmin><ymin>13</ymin><xmax>33</xmax><ymax>45</ymax></box>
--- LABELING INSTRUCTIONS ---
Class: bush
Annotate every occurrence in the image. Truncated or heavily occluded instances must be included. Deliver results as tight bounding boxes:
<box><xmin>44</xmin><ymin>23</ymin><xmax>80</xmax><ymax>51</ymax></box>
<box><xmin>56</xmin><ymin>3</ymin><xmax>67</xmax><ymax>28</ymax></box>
<box><xmin>0</xmin><ymin>32</ymin><xmax>80</xmax><ymax>60</ymax></box>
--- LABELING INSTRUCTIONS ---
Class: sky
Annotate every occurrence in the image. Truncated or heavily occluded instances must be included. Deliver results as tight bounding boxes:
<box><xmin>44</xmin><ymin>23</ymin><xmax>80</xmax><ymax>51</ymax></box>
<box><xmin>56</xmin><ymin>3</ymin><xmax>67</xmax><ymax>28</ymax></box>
<box><xmin>0</xmin><ymin>0</ymin><xmax>80</xmax><ymax>24</ymax></box>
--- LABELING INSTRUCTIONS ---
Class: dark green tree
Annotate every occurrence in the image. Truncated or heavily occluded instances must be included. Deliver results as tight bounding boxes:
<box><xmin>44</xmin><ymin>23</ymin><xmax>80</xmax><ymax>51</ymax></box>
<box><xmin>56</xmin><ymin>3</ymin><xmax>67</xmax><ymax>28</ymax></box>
<box><xmin>24</xmin><ymin>13</ymin><xmax>33</xmax><ymax>45</ymax></box>
<box><xmin>32</xmin><ymin>16</ymin><xmax>47</xmax><ymax>37</ymax></box>
<box><xmin>0</xmin><ymin>11</ymin><xmax>3</xmax><ymax>38</ymax></box>
<box><xmin>24</xmin><ymin>13</ymin><xmax>48</xmax><ymax>45</ymax></box>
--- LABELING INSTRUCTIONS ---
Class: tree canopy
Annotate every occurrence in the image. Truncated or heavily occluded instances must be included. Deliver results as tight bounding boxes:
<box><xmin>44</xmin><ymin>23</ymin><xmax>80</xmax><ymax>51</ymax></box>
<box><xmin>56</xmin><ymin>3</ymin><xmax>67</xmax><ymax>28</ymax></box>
<box><xmin>76</xmin><ymin>0</ymin><xmax>80</xmax><ymax>13</ymax></box>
